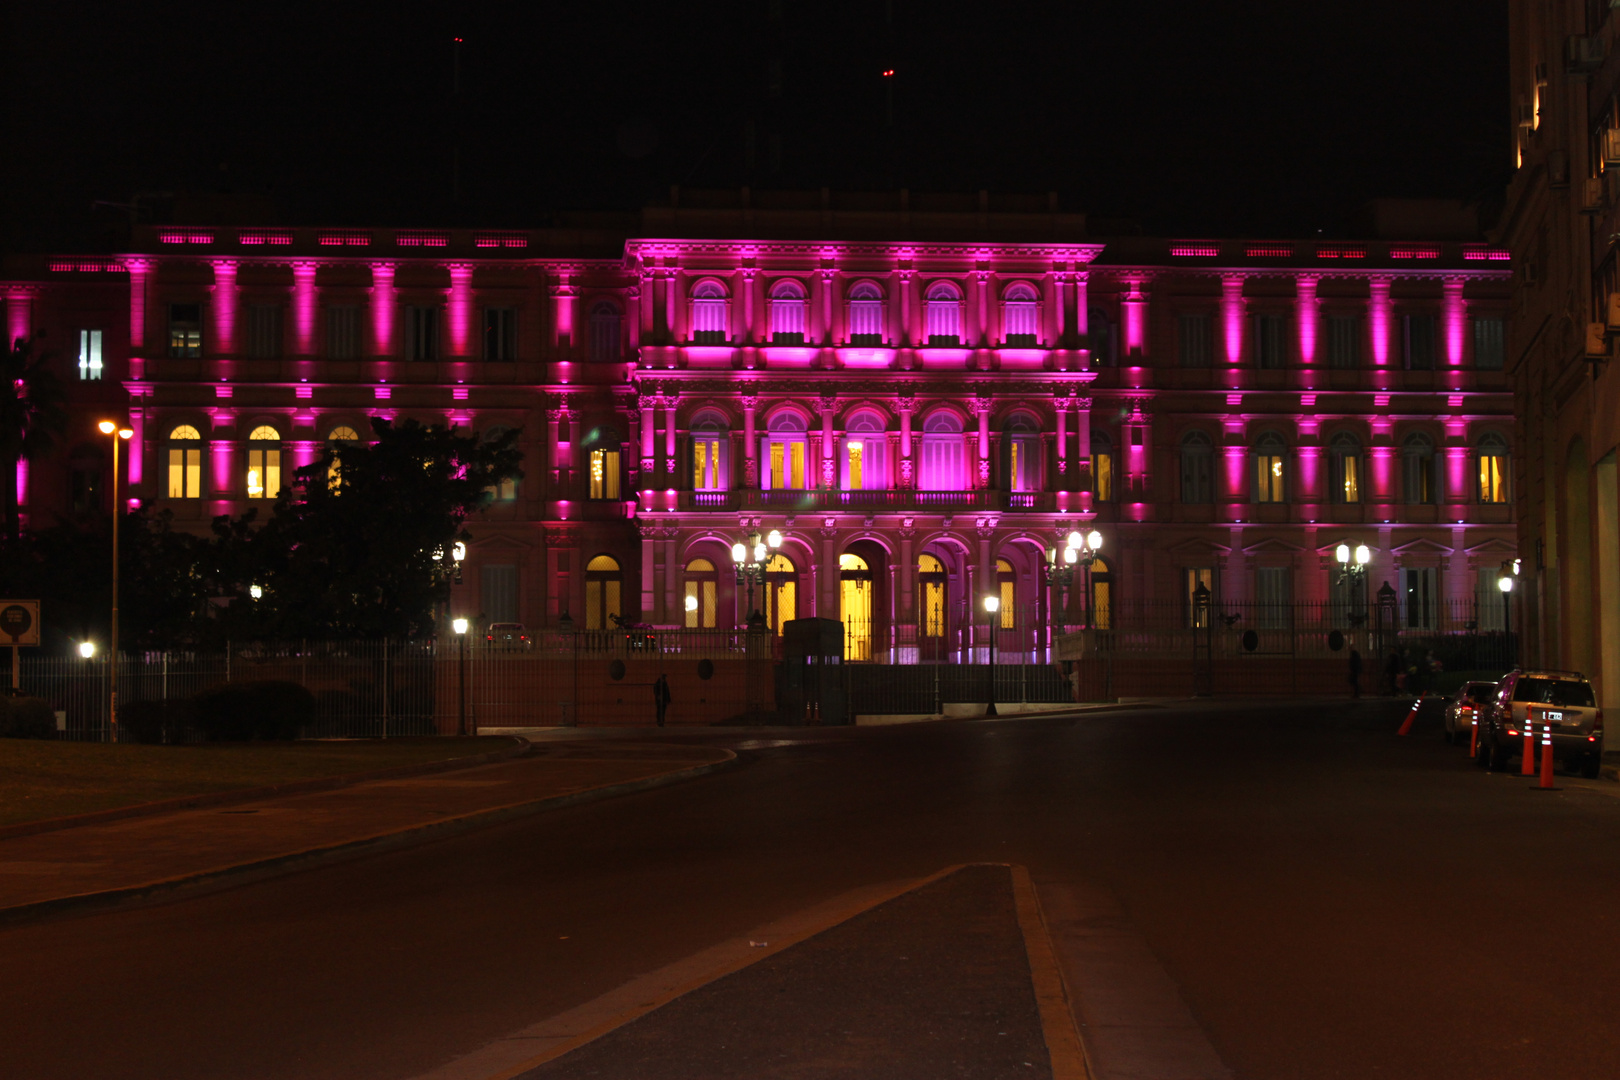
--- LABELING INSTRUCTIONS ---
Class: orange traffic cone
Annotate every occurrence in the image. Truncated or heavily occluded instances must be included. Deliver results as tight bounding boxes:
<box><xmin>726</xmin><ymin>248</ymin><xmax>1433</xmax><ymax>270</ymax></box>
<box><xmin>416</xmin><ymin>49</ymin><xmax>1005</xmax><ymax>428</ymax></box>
<box><xmin>1538</xmin><ymin>725</ymin><xmax>1557</xmax><ymax>789</ymax></box>
<box><xmin>1521</xmin><ymin>710</ymin><xmax>1537</xmax><ymax>776</ymax></box>
<box><xmin>1398</xmin><ymin>692</ymin><xmax>1424</xmax><ymax>736</ymax></box>
<box><xmin>1469</xmin><ymin>715</ymin><xmax>1478</xmax><ymax>757</ymax></box>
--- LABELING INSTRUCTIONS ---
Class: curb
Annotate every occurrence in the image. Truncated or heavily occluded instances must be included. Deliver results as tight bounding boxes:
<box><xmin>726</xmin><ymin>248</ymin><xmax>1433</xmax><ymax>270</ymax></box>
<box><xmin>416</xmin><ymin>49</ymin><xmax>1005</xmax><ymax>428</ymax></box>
<box><xmin>0</xmin><ymin>750</ymin><xmax>737</xmax><ymax>927</ymax></box>
<box><xmin>0</xmin><ymin>737</ymin><xmax>533</xmax><ymax>841</ymax></box>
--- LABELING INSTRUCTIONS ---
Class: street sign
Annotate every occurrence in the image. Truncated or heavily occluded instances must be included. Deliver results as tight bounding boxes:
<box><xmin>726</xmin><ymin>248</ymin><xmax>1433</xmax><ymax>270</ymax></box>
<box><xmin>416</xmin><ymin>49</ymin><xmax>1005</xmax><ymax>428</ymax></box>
<box><xmin>0</xmin><ymin>600</ymin><xmax>40</xmax><ymax>647</ymax></box>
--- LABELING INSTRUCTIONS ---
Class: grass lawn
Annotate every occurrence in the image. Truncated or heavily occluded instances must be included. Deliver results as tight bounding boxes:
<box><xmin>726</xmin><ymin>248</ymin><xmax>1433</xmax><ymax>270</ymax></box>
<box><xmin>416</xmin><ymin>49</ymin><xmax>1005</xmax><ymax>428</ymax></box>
<box><xmin>0</xmin><ymin>736</ymin><xmax>518</xmax><ymax>827</ymax></box>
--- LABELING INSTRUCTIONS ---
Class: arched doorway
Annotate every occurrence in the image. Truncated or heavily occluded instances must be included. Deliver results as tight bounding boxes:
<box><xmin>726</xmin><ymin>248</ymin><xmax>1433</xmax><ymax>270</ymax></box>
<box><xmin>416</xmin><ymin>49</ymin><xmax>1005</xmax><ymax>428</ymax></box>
<box><xmin>765</xmin><ymin>552</ymin><xmax>797</xmax><ymax>635</ymax></box>
<box><xmin>585</xmin><ymin>554</ymin><xmax>622</xmax><ymax>629</ymax></box>
<box><xmin>684</xmin><ymin>558</ymin><xmax>717</xmax><ymax>628</ymax></box>
<box><xmin>840</xmin><ymin>553</ymin><xmax>873</xmax><ymax>660</ymax></box>
<box><xmin>918</xmin><ymin>552</ymin><xmax>948</xmax><ymax>661</ymax></box>
<box><xmin>1087</xmin><ymin>556</ymin><xmax>1113</xmax><ymax>630</ymax></box>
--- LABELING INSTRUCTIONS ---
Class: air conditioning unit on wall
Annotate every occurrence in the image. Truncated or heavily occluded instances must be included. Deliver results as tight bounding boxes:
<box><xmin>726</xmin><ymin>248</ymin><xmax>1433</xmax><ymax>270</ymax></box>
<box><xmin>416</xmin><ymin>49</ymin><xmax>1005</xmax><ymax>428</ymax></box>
<box><xmin>1584</xmin><ymin>176</ymin><xmax>1605</xmax><ymax>213</ymax></box>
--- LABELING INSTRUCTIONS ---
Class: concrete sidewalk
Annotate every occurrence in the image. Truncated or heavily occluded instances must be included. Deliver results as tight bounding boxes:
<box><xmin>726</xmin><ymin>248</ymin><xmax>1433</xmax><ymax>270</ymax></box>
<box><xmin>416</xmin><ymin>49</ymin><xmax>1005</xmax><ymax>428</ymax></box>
<box><xmin>0</xmin><ymin>741</ymin><xmax>734</xmax><ymax>924</ymax></box>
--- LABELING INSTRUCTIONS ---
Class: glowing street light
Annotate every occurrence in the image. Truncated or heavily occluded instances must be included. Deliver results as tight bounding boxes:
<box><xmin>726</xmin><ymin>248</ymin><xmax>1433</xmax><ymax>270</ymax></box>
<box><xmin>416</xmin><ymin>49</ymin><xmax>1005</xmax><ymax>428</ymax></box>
<box><xmin>78</xmin><ymin>641</ymin><xmax>96</xmax><ymax>659</ymax></box>
<box><xmin>983</xmin><ymin>594</ymin><xmax>1001</xmax><ymax>717</ymax></box>
<box><xmin>97</xmin><ymin>419</ymin><xmax>133</xmax><ymax>742</ymax></box>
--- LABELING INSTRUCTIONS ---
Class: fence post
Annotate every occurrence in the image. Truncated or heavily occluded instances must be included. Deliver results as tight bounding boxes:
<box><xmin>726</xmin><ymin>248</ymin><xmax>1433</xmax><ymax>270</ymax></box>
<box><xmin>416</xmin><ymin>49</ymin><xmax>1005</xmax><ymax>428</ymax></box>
<box><xmin>381</xmin><ymin>638</ymin><xmax>390</xmax><ymax>739</ymax></box>
<box><xmin>162</xmin><ymin>650</ymin><xmax>168</xmax><ymax>701</ymax></box>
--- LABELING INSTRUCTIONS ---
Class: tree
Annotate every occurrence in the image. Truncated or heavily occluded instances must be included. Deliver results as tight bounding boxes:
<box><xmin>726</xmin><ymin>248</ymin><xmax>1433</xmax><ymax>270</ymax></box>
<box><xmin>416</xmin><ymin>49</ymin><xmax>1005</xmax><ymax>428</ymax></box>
<box><xmin>0</xmin><ymin>336</ymin><xmax>67</xmax><ymax>543</ymax></box>
<box><xmin>223</xmin><ymin>418</ymin><xmax>523</xmax><ymax>639</ymax></box>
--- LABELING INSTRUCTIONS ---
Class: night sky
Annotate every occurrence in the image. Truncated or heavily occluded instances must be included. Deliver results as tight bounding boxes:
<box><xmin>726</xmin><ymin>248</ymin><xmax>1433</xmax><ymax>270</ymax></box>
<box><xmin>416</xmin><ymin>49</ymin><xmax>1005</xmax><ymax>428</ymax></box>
<box><xmin>3</xmin><ymin>1</ymin><xmax>1508</xmax><ymax>250</ymax></box>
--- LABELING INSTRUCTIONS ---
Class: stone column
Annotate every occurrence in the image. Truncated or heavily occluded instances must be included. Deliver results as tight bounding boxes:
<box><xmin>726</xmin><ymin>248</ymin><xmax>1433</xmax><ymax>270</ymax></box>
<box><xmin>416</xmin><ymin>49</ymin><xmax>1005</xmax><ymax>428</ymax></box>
<box><xmin>741</xmin><ymin>390</ymin><xmax>759</xmax><ymax>487</ymax></box>
<box><xmin>640</xmin><ymin>523</ymin><xmax>658</xmax><ymax>623</ymax></box>
<box><xmin>819</xmin><ymin>394</ymin><xmax>837</xmax><ymax>489</ymax></box>
<box><xmin>1055</xmin><ymin>398</ymin><xmax>1069</xmax><ymax>490</ymax></box>
<box><xmin>897</xmin><ymin>390</ymin><xmax>915</xmax><ymax>489</ymax></box>
<box><xmin>975</xmin><ymin>392</ymin><xmax>993</xmax><ymax>488</ymax></box>
<box><xmin>1074</xmin><ymin>272</ymin><xmax>1090</xmax><ymax>363</ymax></box>
<box><xmin>209</xmin><ymin>407</ymin><xmax>237</xmax><ymax>501</ymax></box>
<box><xmin>1368</xmin><ymin>276</ymin><xmax>1393</xmax><ymax>377</ymax></box>
<box><xmin>126</xmin><ymin>259</ymin><xmax>150</xmax><ymax>355</ymax></box>
<box><xmin>550</xmin><ymin>270</ymin><xmax>575</xmax><ymax>354</ymax></box>
<box><xmin>639</xmin><ymin>392</ymin><xmax>656</xmax><ymax>477</ymax></box>
<box><xmin>5</xmin><ymin>287</ymin><xmax>32</xmax><ymax>349</ymax></box>
<box><xmin>292</xmin><ymin>262</ymin><xmax>318</xmax><ymax>356</ymax></box>
<box><xmin>1076</xmin><ymin>397</ymin><xmax>1093</xmax><ymax>510</ymax></box>
<box><xmin>370</xmin><ymin>262</ymin><xmax>396</xmax><ymax>357</ymax></box>
<box><xmin>1295</xmin><ymin>274</ymin><xmax>1319</xmax><ymax>388</ymax></box>
<box><xmin>447</xmin><ymin>262</ymin><xmax>475</xmax><ymax>357</ymax></box>
<box><xmin>663</xmin><ymin>395</ymin><xmax>680</xmax><ymax>483</ymax></box>
<box><xmin>1220</xmin><ymin>273</ymin><xmax>1245</xmax><ymax>375</ymax></box>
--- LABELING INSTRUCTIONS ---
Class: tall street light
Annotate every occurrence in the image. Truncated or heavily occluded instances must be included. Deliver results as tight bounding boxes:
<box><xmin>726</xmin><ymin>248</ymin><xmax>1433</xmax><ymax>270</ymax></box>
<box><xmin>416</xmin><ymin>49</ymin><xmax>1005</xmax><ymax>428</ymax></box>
<box><xmin>1498</xmin><ymin>572</ymin><xmax>1514</xmax><ymax>666</ymax></box>
<box><xmin>97</xmin><ymin>419</ymin><xmax>133</xmax><ymax>742</ymax></box>
<box><xmin>1335</xmin><ymin>542</ymin><xmax>1372</xmax><ymax>623</ymax></box>
<box><xmin>1043</xmin><ymin>534</ymin><xmax>1082</xmax><ymax>656</ymax></box>
<box><xmin>730</xmin><ymin>528</ymin><xmax>781</xmax><ymax>630</ymax></box>
<box><xmin>983</xmin><ymin>593</ymin><xmax>1000</xmax><ymax>717</ymax></box>
<box><xmin>1067</xmin><ymin>529</ymin><xmax>1105</xmax><ymax>628</ymax></box>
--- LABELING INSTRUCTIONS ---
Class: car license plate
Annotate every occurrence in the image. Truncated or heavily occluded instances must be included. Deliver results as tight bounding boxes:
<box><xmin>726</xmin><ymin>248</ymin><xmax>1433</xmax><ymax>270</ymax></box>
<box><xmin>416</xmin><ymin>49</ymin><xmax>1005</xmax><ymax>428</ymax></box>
<box><xmin>1542</xmin><ymin>710</ymin><xmax>1564</xmax><ymax>725</ymax></box>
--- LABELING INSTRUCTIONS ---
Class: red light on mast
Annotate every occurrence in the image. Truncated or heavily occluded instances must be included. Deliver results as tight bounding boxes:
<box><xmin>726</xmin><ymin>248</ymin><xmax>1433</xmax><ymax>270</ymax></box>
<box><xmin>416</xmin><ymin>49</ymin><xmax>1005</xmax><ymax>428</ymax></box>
<box><xmin>881</xmin><ymin>69</ymin><xmax>895</xmax><ymax>77</ymax></box>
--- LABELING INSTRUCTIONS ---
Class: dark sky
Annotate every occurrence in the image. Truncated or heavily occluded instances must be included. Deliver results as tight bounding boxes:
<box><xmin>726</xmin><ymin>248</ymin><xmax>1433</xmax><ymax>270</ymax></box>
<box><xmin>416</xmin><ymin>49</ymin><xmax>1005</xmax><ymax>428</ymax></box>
<box><xmin>3</xmin><ymin>1</ymin><xmax>1509</xmax><ymax>249</ymax></box>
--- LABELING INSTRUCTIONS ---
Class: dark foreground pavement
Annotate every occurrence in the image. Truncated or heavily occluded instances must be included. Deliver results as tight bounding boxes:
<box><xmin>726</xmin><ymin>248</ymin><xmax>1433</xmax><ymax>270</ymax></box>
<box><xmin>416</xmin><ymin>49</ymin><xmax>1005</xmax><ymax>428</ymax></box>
<box><xmin>6</xmin><ymin>697</ymin><xmax>1620</xmax><ymax>1080</ymax></box>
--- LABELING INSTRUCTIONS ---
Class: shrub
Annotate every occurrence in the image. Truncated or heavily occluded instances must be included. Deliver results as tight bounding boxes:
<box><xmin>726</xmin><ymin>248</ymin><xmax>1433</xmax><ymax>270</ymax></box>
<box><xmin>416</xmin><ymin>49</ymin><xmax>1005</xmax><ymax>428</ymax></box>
<box><xmin>190</xmin><ymin>680</ymin><xmax>316</xmax><ymax>741</ymax></box>
<box><xmin>117</xmin><ymin>699</ymin><xmax>199</xmax><ymax>744</ymax></box>
<box><xmin>0</xmin><ymin>696</ymin><xmax>58</xmax><ymax>739</ymax></box>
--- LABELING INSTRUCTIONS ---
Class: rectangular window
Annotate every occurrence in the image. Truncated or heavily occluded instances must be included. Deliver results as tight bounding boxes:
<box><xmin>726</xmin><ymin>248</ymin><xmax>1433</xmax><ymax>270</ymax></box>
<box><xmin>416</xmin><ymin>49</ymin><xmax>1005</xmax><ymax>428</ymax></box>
<box><xmin>1000</xmin><ymin>578</ymin><xmax>1015</xmax><ymax>628</ymax></box>
<box><xmin>70</xmin><ymin>467</ymin><xmax>103</xmax><ymax>513</ymax></box>
<box><xmin>406</xmin><ymin>306</ymin><xmax>440</xmax><ymax>361</ymax></box>
<box><xmin>1332</xmin><ymin>452</ymin><xmax>1362</xmax><ymax>504</ymax></box>
<box><xmin>168</xmin><ymin>303</ymin><xmax>202</xmax><ymax>358</ymax></box>
<box><xmin>1406</xmin><ymin>453</ymin><xmax>1436</xmax><ymax>504</ymax></box>
<box><xmin>684</xmin><ymin>578</ymin><xmax>718</xmax><ymax>628</ymax></box>
<box><xmin>1402</xmin><ymin>567</ymin><xmax>1437</xmax><ymax>629</ymax></box>
<box><xmin>1405</xmin><ymin>314</ymin><xmax>1437</xmax><ymax>370</ymax></box>
<box><xmin>588</xmin><ymin>448</ymin><xmax>620</xmax><ymax>500</ymax></box>
<box><xmin>1003</xmin><ymin>303</ymin><xmax>1039</xmax><ymax>346</ymax></box>
<box><xmin>245</xmin><ymin>446</ymin><xmax>280</xmax><ymax>499</ymax></box>
<box><xmin>848</xmin><ymin>298</ymin><xmax>884</xmax><ymax>345</ymax></box>
<box><xmin>77</xmin><ymin>329</ymin><xmax>103</xmax><ymax>380</ymax></box>
<box><xmin>1255</xmin><ymin>567</ymin><xmax>1292</xmax><ymax>629</ymax></box>
<box><xmin>484</xmin><ymin>307</ymin><xmax>517</xmax><ymax>361</ymax></box>
<box><xmin>1479</xmin><ymin>454</ymin><xmax>1509</xmax><ymax>503</ymax></box>
<box><xmin>246</xmin><ymin>305</ymin><xmax>283</xmax><ymax>359</ymax></box>
<box><xmin>918</xmin><ymin>435</ymin><xmax>965</xmax><ymax>490</ymax></box>
<box><xmin>481</xmin><ymin>564</ymin><xmax>519</xmax><ymax>625</ymax></box>
<box><xmin>1008</xmin><ymin>438</ymin><xmax>1039</xmax><ymax>492</ymax></box>
<box><xmin>1473</xmin><ymin>317</ymin><xmax>1505</xmax><ymax>370</ymax></box>
<box><xmin>1178</xmin><ymin>314</ymin><xmax>1212</xmax><ymax>368</ymax></box>
<box><xmin>1256</xmin><ymin>454</ymin><xmax>1286</xmax><ymax>502</ymax></box>
<box><xmin>325</xmin><ymin>306</ymin><xmax>359</xmax><ymax>359</ymax></box>
<box><xmin>1181</xmin><ymin>448</ymin><xmax>1212</xmax><ymax>503</ymax></box>
<box><xmin>847</xmin><ymin>440</ymin><xmax>864</xmax><ymax>490</ymax></box>
<box><xmin>1093</xmin><ymin>452</ymin><xmax>1114</xmax><ymax>501</ymax></box>
<box><xmin>168</xmin><ymin>447</ymin><xmax>202</xmax><ymax>498</ymax></box>
<box><xmin>1184</xmin><ymin>567</ymin><xmax>1215</xmax><ymax>628</ymax></box>
<box><xmin>766</xmin><ymin>440</ymin><xmax>809</xmax><ymax>489</ymax></box>
<box><xmin>693</xmin><ymin>437</ymin><xmax>724</xmax><ymax>490</ymax></box>
<box><xmin>1327</xmin><ymin>316</ymin><xmax>1361</xmax><ymax>369</ymax></box>
<box><xmin>1254</xmin><ymin>314</ymin><xmax>1288</xmax><ymax>369</ymax></box>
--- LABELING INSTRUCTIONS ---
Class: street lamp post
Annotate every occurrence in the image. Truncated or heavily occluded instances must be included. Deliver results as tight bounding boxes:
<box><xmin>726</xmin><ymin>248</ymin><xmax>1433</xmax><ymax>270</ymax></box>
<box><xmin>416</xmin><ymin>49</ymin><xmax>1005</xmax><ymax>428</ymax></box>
<box><xmin>1498</xmin><ymin>573</ymin><xmax>1514</xmax><ymax>667</ymax></box>
<box><xmin>97</xmin><ymin>420</ymin><xmax>133</xmax><ymax>742</ymax></box>
<box><xmin>452</xmin><ymin>616</ymin><xmax>469</xmax><ymax>736</ymax></box>
<box><xmin>1064</xmin><ymin>529</ymin><xmax>1105</xmax><ymax>628</ymax></box>
<box><xmin>1375</xmin><ymin>580</ymin><xmax>1397</xmax><ymax>692</ymax></box>
<box><xmin>983</xmin><ymin>594</ymin><xmax>1000</xmax><ymax>717</ymax></box>
<box><xmin>1042</xmin><ymin>539</ymin><xmax>1081</xmax><ymax>656</ymax></box>
<box><xmin>730</xmin><ymin>528</ymin><xmax>781</xmax><ymax>631</ymax></box>
<box><xmin>1335</xmin><ymin>541</ymin><xmax>1372</xmax><ymax>623</ymax></box>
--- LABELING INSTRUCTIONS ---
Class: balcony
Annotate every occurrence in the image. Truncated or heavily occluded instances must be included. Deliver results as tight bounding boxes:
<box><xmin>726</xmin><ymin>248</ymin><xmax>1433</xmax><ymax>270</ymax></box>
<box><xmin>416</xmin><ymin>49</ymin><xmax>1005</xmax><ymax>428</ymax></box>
<box><xmin>672</xmin><ymin>489</ymin><xmax>1017</xmax><ymax>513</ymax></box>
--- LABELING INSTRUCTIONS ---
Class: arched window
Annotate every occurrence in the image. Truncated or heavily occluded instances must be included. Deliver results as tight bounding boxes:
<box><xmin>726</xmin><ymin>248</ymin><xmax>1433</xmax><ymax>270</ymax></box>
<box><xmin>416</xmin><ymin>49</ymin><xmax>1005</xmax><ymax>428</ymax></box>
<box><xmin>765</xmin><ymin>552</ymin><xmax>797</xmax><ymax>635</ymax></box>
<box><xmin>1004</xmin><ymin>414</ymin><xmax>1041</xmax><ymax>492</ymax></box>
<box><xmin>684</xmin><ymin>557</ymin><xmax>717</xmax><ymax>628</ymax></box>
<box><xmin>847</xmin><ymin>280</ymin><xmax>885</xmax><ymax>345</ymax></box>
<box><xmin>1088</xmin><ymin>307</ymin><xmax>1115</xmax><ymax>367</ymax></box>
<box><xmin>918</xmin><ymin>411</ymin><xmax>965</xmax><ymax>490</ymax></box>
<box><xmin>327</xmin><ymin>424</ymin><xmax>361</xmax><ymax>491</ymax></box>
<box><xmin>484</xmin><ymin>426</ymin><xmax>518</xmax><ymax>500</ymax></box>
<box><xmin>1001</xmin><ymin>282</ymin><xmax>1040</xmax><ymax>346</ymax></box>
<box><xmin>918</xmin><ymin>553</ymin><xmax>948</xmax><ymax>643</ymax></box>
<box><xmin>763</xmin><ymin>412</ymin><xmax>808</xmax><ymax>491</ymax></box>
<box><xmin>769</xmin><ymin>279</ymin><xmax>808</xmax><ymax>345</ymax></box>
<box><xmin>589</xmin><ymin>301</ymin><xmax>622</xmax><ymax>362</ymax></box>
<box><xmin>691</xmin><ymin>412</ymin><xmax>728</xmax><ymax>491</ymax></box>
<box><xmin>690</xmin><ymin>279</ymin><xmax>729</xmax><ymax>344</ymax></box>
<box><xmin>843</xmin><ymin>412</ymin><xmax>887</xmax><ymax>491</ymax></box>
<box><xmin>1477</xmin><ymin>432</ymin><xmax>1509</xmax><ymax>503</ymax></box>
<box><xmin>584</xmin><ymin>554</ymin><xmax>622</xmax><ymax>630</ymax></box>
<box><xmin>925</xmin><ymin>281</ymin><xmax>963</xmax><ymax>346</ymax></box>
<box><xmin>245</xmin><ymin>424</ymin><xmax>281</xmax><ymax>500</ymax></box>
<box><xmin>583</xmin><ymin>427</ymin><xmax>621</xmax><ymax>500</ymax></box>
<box><xmin>1180</xmin><ymin>430</ymin><xmax>1213</xmax><ymax>504</ymax></box>
<box><xmin>1329</xmin><ymin>433</ymin><xmax>1362</xmax><ymax>504</ymax></box>
<box><xmin>1091</xmin><ymin>430</ymin><xmax>1114</xmax><ymax>502</ymax></box>
<box><xmin>167</xmin><ymin>424</ymin><xmax>202</xmax><ymax>499</ymax></box>
<box><xmin>840</xmin><ymin>552</ymin><xmax>873</xmax><ymax>661</ymax></box>
<box><xmin>1254</xmin><ymin>432</ymin><xmax>1287</xmax><ymax>504</ymax></box>
<box><xmin>1403</xmin><ymin>432</ymin><xmax>1436</xmax><ymax>504</ymax></box>
<box><xmin>996</xmin><ymin>557</ymin><xmax>1015</xmax><ymax>629</ymax></box>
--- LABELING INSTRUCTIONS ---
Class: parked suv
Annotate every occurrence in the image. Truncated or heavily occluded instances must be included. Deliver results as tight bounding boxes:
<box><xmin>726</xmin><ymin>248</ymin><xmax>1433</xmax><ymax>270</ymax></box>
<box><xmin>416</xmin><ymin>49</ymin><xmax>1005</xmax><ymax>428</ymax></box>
<box><xmin>1477</xmin><ymin>670</ymin><xmax>1603</xmax><ymax>777</ymax></box>
<box><xmin>485</xmin><ymin>623</ymin><xmax>532</xmax><ymax>651</ymax></box>
<box><xmin>1443</xmin><ymin>681</ymin><xmax>1498</xmax><ymax>745</ymax></box>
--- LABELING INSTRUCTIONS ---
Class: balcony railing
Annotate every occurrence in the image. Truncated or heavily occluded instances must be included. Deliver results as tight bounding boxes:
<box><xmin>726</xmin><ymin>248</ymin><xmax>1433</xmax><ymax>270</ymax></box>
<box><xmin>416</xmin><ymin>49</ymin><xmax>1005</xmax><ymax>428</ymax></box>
<box><xmin>674</xmin><ymin>489</ymin><xmax>1015</xmax><ymax>512</ymax></box>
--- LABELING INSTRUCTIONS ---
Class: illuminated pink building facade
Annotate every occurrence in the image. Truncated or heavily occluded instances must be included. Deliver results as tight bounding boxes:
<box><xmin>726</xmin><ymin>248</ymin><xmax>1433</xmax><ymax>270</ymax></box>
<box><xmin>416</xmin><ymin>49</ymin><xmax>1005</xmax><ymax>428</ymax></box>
<box><xmin>3</xmin><ymin>193</ymin><xmax>1515</xmax><ymax>656</ymax></box>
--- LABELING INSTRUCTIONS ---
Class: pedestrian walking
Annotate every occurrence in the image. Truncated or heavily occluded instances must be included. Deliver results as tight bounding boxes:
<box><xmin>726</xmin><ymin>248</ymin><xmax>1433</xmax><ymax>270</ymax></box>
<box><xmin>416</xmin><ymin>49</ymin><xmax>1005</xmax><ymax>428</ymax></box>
<box><xmin>1348</xmin><ymin>647</ymin><xmax>1362</xmax><ymax>698</ymax></box>
<box><xmin>653</xmin><ymin>673</ymin><xmax>672</xmax><ymax>727</ymax></box>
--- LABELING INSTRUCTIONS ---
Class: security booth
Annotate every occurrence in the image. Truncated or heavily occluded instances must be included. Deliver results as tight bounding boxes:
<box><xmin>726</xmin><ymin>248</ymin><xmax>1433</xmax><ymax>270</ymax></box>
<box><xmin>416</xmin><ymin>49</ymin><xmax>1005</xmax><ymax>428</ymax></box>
<box><xmin>777</xmin><ymin>618</ymin><xmax>847</xmax><ymax>725</ymax></box>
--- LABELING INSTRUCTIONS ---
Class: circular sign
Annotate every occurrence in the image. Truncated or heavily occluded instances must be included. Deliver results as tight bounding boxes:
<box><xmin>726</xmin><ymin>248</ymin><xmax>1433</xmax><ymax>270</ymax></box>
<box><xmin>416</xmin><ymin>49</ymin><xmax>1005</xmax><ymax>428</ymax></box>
<box><xmin>1241</xmin><ymin>629</ymin><xmax>1259</xmax><ymax>653</ymax></box>
<box><xmin>1327</xmin><ymin>629</ymin><xmax>1346</xmax><ymax>652</ymax></box>
<box><xmin>696</xmin><ymin>659</ymin><xmax>715</xmax><ymax>680</ymax></box>
<box><xmin>0</xmin><ymin>604</ymin><xmax>33</xmax><ymax>642</ymax></box>
<box><xmin>608</xmin><ymin>659</ymin><xmax>626</xmax><ymax>681</ymax></box>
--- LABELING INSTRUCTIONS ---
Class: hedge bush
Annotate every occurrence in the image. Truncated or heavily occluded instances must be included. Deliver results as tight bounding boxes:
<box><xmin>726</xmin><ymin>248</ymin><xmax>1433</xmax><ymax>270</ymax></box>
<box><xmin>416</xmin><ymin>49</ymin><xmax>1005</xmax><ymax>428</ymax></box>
<box><xmin>0</xmin><ymin>695</ymin><xmax>58</xmax><ymax>739</ymax></box>
<box><xmin>118</xmin><ymin>699</ymin><xmax>200</xmax><ymax>744</ymax></box>
<box><xmin>189</xmin><ymin>680</ymin><xmax>315</xmax><ymax>741</ymax></box>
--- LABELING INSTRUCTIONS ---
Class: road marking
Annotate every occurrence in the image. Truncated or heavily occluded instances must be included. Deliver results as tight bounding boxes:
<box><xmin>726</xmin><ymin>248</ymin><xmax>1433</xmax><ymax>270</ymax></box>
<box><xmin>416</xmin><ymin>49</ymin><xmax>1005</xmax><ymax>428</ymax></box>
<box><xmin>412</xmin><ymin>864</ymin><xmax>981</xmax><ymax>1080</ymax></box>
<box><xmin>1011</xmin><ymin>865</ymin><xmax>1091</xmax><ymax>1080</ymax></box>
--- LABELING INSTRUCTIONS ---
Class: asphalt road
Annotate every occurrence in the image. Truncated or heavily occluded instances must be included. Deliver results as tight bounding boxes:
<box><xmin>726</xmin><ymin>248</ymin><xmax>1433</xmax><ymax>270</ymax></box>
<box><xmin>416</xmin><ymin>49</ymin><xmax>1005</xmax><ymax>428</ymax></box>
<box><xmin>7</xmin><ymin>699</ymin><xmax>1620</xmax><ymax>1080</ymax></box>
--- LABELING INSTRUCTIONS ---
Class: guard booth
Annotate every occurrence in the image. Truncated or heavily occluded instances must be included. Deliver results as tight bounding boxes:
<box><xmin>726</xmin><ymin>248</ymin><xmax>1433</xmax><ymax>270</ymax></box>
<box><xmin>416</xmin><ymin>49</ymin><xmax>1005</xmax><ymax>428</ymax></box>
<box><xmin>777</xmin><ymin>618</ymin><xmax>847</xmax><ymax>725</ymax></box>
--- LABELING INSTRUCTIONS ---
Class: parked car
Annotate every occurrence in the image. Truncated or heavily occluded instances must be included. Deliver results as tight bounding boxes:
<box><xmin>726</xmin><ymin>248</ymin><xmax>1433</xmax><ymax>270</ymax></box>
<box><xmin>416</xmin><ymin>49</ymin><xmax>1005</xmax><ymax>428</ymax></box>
<box><xmin>485</xmin><ymin>623</ymin><xmax>532</xmax><ymax>651</ymax></box>
<box><xmin>1443</xmin><ymin>681</ymin><xmax>1498</xmax><ymax>745</ymax></box>
<box><xmin>1476</xmin><ymin>669</ymin><xmax>1602</xmax><ymax>777</ymax></box>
